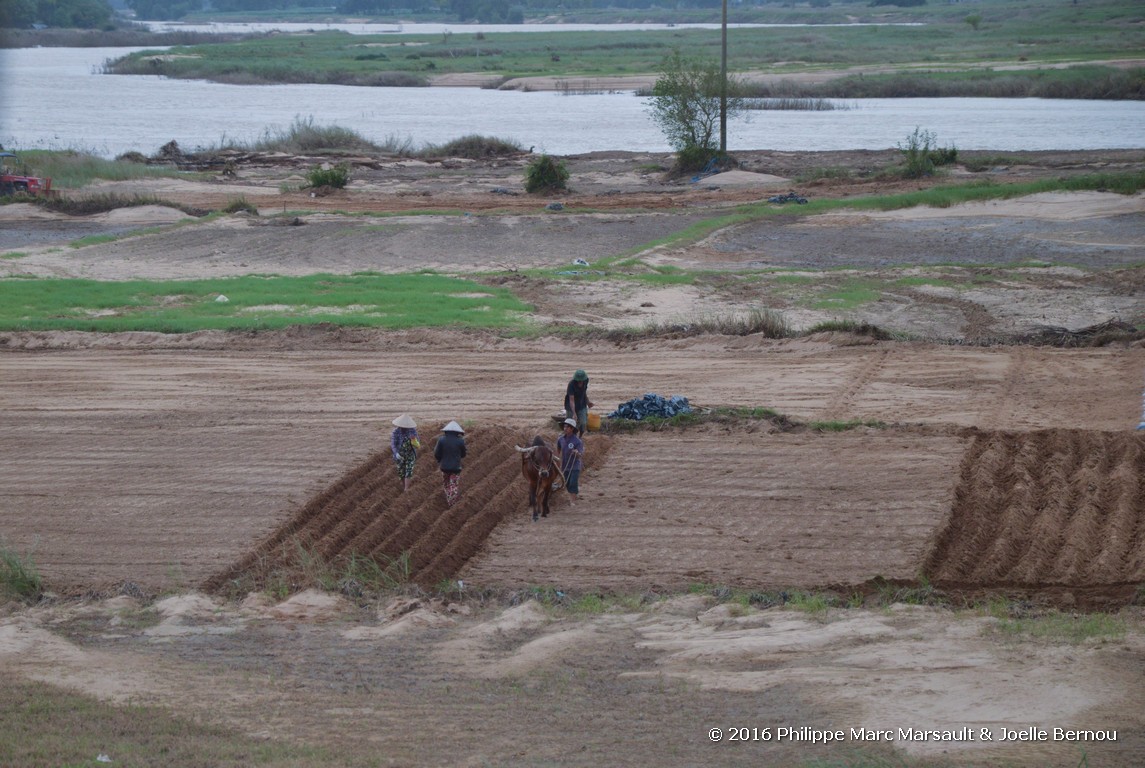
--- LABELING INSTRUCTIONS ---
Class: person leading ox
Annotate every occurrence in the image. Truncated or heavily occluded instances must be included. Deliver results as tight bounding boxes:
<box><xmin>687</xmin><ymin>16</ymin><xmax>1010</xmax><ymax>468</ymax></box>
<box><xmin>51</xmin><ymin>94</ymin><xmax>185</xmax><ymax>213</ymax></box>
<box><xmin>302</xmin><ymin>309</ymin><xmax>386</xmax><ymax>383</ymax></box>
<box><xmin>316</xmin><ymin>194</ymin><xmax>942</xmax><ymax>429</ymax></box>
<box><xmin>557</xmin><ymin>417</ymin><xmax>585</xmax><ymax>505</ymax></box>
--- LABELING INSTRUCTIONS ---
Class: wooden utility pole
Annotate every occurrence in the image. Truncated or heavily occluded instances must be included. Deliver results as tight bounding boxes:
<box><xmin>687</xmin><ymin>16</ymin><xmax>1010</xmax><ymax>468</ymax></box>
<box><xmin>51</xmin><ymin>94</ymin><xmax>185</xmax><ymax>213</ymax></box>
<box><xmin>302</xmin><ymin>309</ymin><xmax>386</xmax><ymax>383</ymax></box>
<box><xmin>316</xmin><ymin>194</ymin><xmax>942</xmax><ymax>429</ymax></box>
<box><xmin>720</xmin><ymin>0</ymin><xmax>728</xmax><ymax>154</ymax></box>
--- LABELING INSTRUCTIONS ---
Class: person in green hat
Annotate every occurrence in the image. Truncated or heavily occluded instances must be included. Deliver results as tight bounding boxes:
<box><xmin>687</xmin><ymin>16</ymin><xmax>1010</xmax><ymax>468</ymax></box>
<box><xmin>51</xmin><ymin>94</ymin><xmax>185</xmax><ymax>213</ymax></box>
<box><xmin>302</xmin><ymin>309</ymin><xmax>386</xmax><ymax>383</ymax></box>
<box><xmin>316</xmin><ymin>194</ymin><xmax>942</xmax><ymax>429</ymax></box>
<box><xmin>564</xmin><ymin>369</ymin><xmax>594</xmax><ymax>438</ymax></box>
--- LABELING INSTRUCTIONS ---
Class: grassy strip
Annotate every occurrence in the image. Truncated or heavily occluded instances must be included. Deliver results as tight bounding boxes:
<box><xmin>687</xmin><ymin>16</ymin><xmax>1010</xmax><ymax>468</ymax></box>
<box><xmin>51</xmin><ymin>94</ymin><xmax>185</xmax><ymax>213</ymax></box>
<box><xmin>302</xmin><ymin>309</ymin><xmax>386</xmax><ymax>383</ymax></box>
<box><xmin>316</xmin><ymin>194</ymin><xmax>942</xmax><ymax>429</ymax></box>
<box><xmin>218</xmin><ymin>540</ymin><xmax>412</xmax><ymax>602</ymax></box>
<box><xmin>102</xmin><ymin>1</ymin><xmax>1145</xmax><ymax>91</ymax></box>
<box><xmin>0</xmin><ymin>272</ymin><xmax>532</xmax><ymax>333</ymax></box>
<box><xmin>0</xmin><ymin>672</ymin><xmax>366</xmax><ymax>768</ymax></box>
<box><xmin>3</xmin><ymin>172</ymin><xmax>1140</xmax><ymax>336</ymax></box>
<box><xmin>782</xmin><ymin>65</ymin><xmax>1145</xmax><ymax>101</ymax></box>
<box><xmin>1</xmin><ymin>151</ymin><xmax>193</xmax><ymax>189</ymax></box>
<box><xmin>601</xmin><ymin>170</ymin><xmax>1145</xmax><ymax>258</ymax></box>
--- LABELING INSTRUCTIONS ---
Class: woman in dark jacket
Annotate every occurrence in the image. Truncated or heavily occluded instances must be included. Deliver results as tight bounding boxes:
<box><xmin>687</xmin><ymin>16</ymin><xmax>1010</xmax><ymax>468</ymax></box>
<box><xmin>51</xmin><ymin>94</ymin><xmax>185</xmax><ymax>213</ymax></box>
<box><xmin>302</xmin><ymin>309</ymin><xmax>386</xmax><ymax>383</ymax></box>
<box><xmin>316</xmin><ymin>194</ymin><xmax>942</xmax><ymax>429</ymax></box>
<box><xmin>433</xmin><ymin>421</ymin><xmax>468</xmax><ymax>507</ymax></box>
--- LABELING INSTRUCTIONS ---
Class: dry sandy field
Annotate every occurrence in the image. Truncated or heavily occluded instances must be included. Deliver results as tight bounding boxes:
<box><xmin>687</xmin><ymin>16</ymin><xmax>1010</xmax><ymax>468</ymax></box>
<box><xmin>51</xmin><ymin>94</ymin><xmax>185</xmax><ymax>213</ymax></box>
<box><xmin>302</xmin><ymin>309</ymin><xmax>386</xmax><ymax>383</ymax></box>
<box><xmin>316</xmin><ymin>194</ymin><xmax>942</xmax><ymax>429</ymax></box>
<box><xmin>1</xmin><ymin>148</ymin><xmax>1144</xmax><ymax>767</ymax></box>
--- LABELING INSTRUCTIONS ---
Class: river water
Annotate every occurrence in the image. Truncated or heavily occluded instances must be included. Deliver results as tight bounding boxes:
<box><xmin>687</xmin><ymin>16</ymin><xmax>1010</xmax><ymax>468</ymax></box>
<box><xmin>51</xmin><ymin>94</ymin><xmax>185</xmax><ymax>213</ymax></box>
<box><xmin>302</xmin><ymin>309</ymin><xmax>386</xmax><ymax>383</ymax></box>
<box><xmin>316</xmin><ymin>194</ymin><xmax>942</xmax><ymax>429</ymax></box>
<box><xmin>1</xmin><ymin>42</ymin><xmax>1142</xmax><ymax>158</ymax></box>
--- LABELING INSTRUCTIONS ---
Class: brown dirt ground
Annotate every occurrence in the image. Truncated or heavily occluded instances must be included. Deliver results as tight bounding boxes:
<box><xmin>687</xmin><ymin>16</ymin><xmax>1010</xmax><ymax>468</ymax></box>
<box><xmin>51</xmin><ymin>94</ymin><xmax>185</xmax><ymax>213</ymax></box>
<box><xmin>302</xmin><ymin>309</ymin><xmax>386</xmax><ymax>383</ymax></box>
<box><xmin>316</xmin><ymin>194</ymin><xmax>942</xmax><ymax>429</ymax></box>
<box><xmin>1</xmin><ymin>149</ymin><xmax>1144</xmax><ymax>767</ymax></box>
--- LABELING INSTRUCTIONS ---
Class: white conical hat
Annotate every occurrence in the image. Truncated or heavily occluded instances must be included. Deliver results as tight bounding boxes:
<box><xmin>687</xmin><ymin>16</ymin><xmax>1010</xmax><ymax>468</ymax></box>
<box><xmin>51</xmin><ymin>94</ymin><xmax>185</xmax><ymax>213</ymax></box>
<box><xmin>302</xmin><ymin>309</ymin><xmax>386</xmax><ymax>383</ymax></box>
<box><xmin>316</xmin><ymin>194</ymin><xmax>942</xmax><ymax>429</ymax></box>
<box><xmin>442</xmin><ymin>420</ymin><xmax>464</xmax><ymax>434</ymax></box>
<box><xmin>392</xmin><ymin>414</ymin><xmax>417</xmax><ymax>428</ymax></box>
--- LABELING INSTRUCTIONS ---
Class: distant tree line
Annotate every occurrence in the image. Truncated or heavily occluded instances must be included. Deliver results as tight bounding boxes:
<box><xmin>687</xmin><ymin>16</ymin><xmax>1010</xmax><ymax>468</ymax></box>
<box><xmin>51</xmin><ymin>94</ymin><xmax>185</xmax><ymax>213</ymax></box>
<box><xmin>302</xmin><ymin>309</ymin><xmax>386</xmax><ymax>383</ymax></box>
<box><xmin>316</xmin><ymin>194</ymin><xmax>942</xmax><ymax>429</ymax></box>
<box><xmin>2</xmin><ymin>0</ymin><xmax>880</xmax><ymax>26</ymax></box>
<box><xmin>118</xmin><ymin>0</ymin><xmax>738</xmax><ymax>23</ymax></box>
<box><xmin>2</xmin><ymin>0</ymin><xmax>114</xmax><ymax>28</ymax></box>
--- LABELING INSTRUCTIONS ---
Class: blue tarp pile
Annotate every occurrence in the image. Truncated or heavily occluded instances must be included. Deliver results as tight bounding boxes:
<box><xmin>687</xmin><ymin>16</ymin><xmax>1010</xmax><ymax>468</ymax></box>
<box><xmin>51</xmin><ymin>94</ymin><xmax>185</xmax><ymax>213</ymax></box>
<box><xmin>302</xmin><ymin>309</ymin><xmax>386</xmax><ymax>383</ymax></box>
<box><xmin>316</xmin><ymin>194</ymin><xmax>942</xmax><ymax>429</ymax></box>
<box><xmin>608</xmin><ymin>393</ymin><xmax>693</xmax><ymax>421</ymax></box>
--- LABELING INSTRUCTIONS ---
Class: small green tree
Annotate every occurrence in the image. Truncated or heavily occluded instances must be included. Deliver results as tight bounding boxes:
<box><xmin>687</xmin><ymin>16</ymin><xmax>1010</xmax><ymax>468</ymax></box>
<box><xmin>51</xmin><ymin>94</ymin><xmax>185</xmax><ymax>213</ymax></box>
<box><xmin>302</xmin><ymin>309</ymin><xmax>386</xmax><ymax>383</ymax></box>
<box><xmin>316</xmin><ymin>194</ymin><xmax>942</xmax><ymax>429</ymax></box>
<box><xmin>965</xmin><ymin>13</ymin><xmax>982</xmax><ymax>31</ymax></box>
<box><xmin>524</xmin><ymin>154</ymin><xmax>569</xmax><ymax>193</ymax></box>
<box><xmin>897</xmin><ymin>127</ymin><xmax>958</xmax><ymax>178</ymax></box>
<box><xmin>645</xmin><ymin>50</ymin><xmax>746</xmax><ymax>168</ymax></box>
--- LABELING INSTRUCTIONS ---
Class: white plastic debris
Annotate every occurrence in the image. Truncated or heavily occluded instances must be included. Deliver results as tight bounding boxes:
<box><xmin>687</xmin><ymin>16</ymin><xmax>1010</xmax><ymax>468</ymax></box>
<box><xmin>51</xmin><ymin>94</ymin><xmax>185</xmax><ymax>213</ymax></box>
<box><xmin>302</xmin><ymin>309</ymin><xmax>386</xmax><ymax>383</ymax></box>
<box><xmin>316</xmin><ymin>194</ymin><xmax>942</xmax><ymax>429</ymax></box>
<box><xmin>96</xmin><ymin>755</ymin><xmax>112</xmax><ymax>763</ymax></box>
<box><xmin>214</xmin><ymin>295</ymin><xmax>229</xmax><ymax>303</ymax></box>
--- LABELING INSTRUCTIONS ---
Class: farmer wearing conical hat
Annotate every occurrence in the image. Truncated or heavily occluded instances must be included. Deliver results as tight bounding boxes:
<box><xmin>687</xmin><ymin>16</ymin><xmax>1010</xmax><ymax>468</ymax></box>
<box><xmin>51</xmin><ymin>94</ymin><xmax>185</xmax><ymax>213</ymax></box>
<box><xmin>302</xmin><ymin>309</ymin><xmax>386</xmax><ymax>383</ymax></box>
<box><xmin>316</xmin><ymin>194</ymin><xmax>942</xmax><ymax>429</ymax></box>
<box><xmin>433</xmin><ymin>421</ymin><xmax>468</xmax><ymax>508</ymax></box>
<box><xmin>556</xmin><ymin>417</ymin><xmax>585</xmax><ymax>505</ymax></box>
<box><xmin>390</xmin><ymin>414</ymin><xmax>421</xmax><ymax>492</ymax></box>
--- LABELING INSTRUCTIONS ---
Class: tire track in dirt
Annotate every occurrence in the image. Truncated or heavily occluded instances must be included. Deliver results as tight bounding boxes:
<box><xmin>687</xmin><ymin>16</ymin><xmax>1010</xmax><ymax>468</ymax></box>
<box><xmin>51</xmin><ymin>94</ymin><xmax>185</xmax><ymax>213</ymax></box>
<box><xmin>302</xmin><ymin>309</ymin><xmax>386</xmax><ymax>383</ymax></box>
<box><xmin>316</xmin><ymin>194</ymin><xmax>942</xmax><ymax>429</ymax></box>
<box><xmin>923</xmin><ymin>429</ymin><xmax>1145</xmax><ymax>597</ymax></box>
<box><xmin>816</xmin><ymin>348</ymin><xmax>890</xmax><ymax>422</ymax></box>
<box><xmin>896</xmin><ymin>287</ymin><xmax>998</xmax><ymax>341</ymax></box>
<box><xmin>204</xmin><ymin>426</ymin><xmax>614</xmax><ymax>591</ymax></box>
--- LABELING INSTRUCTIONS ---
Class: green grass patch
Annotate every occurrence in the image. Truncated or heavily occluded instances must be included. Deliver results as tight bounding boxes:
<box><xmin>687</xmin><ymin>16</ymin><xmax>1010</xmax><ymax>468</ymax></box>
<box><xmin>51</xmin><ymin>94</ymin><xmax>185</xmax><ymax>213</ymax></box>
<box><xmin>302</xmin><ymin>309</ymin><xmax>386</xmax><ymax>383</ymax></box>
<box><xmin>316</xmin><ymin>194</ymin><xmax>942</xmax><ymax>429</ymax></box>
<box><xmin>992</xmin><ymin>610</ymin><xmax>1128</xmax><ymax>644</ymax></box>
<box><xmin>893</xmin><ymin>276</ymin><xmax>957</xmax><ymax>289</ymax></box>
<box><xmin>0</xmin><ymin>671</ymin><xmax>365</xmax><ymax>768</ymax></box>
<box><xmin>69</xmin><ymin>233</ymin><xmax>124</xmax><ymax>248</ymax></box>
<box><xmin>804</xmin><ymin>319</ymin><xmax>898</xmax><ymax>340</ymax></box>
<box><xmin>0</xmin><ymin>272</ymin><xmax>533</xmax><ymax>333</ymax></box>
<box><xmin>813</xmin><ymin>280</ymin><xmax>882</xmax><ymax>311</ymax></box>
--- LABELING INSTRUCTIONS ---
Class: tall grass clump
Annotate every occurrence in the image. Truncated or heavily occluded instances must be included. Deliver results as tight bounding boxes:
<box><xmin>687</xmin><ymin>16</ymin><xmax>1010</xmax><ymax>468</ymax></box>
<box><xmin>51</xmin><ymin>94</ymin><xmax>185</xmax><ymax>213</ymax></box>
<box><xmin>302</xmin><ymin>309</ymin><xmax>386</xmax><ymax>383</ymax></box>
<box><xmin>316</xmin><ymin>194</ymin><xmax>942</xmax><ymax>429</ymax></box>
<box><xmin>35</xmin><ymin>193</ymin><xmax>205</xmax><ymax>217</ymax></box>
<box><xmin>248</xmin><ymin>115</ymin><xmax>380</xmax><ymax>154</ymax></box>
<box><xmin>805</xmin><ymin>319</ymin><xmax>895</xmax><ymax>340</ymax></box>
<box><xmin>896</xmin><ymin>127</ymin><xmax>958</xmax><ymax>179</ymax></box>
<box><xmin>0</xmin><ymin>540</ymin><xmax>43</xmax><ymax>603</ymax></box>
<box><xmin>422</xmin><ymin>134</ymin><xmax>523</xmax><ymax>159</ymax></box>
<box><xmin>605</xmin><ymin>308</ymin><xmax>790</xmax><ymax>341</ymax></box>
<box><xmin>742</xmin><ymin>97</ymin><xmax>842</xmax><ymax>111</ymax></box>
<box><xmin>1</xmin><ymin>149</ymin><xmax>184</xmax><ymax>190</ymax></box>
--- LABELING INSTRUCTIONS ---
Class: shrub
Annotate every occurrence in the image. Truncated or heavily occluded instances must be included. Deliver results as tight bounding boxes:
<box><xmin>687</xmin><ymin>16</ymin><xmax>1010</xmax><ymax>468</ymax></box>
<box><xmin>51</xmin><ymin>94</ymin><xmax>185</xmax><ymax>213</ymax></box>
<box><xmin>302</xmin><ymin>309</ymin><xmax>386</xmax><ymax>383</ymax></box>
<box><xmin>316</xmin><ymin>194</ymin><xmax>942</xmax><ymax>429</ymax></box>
<box><xmin>897</xmin><ymin>127</ymin><xmax>958</xmax><ymax>179</ymax></box>
<box><xmin>222</xmin><ymin>197</ymin><xmax>259</xmax><ymax>215</ymax></box>
<box><xmin>423</xmin><ymin>134</ymin><xmax>522</xmax><ymax>159</ymax></box>
<box><xmin>673</xmin><ymin>145</ymin><xmax>719</xmax><ymax>174</ymax></box>
<box><xmin>524</xmin><ymin>154</ymin><xmax>569</xmax><ymax>193</ymax></box>
<box><xmin>305</xmin><ymin>163</ymin><xmax>350</xmax><ymax>189</ymax></box>
<box><xmin>115</xmin><ymin>151</ymin><xmax>149</xmax><ymax>164</ymax></box>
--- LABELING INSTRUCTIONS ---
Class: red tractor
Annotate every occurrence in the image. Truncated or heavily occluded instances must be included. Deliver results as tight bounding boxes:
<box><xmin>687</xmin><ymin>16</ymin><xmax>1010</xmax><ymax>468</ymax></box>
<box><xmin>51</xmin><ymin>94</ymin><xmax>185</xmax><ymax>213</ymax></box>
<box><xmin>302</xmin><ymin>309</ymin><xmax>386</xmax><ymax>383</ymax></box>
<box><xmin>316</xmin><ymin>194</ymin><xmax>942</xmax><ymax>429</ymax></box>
<box><xmin>0</xmin><ymin>151</ymin><xmax>54</xmax><ymax>197</ymax></box>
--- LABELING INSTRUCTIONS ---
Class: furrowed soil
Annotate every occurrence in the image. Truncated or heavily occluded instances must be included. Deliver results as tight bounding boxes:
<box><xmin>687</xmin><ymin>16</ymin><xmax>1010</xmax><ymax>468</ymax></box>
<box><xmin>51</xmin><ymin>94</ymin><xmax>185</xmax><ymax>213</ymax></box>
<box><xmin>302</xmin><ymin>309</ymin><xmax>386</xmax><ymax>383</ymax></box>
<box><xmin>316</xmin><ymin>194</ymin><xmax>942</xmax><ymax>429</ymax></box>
<box><xmin>1</xmin><ymin>148</ymin><xmax>1144</xmax><ymax>767</ymax></box>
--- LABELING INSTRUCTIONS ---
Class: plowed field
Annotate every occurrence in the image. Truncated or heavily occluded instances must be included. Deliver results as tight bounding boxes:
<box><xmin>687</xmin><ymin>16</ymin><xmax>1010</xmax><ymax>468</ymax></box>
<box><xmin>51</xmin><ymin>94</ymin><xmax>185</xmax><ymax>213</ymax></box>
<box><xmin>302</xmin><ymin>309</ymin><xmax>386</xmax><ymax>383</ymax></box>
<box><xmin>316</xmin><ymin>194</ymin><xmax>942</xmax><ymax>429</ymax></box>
<box><xmin>2</xmin><ymin>338</ymin><xmax>1142</xmax><ymax>606</ymax></box>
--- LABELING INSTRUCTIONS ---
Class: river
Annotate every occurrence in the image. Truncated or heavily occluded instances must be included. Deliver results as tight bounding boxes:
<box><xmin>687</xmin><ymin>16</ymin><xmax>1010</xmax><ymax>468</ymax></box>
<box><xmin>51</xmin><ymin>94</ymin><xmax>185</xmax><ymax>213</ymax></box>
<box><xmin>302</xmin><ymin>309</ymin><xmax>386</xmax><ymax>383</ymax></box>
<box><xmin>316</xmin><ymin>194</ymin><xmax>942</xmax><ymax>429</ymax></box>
<box><xmin>1</xmin><ymin>43</ymin><xmax>1141</xmax><ymax>158</ymax></box>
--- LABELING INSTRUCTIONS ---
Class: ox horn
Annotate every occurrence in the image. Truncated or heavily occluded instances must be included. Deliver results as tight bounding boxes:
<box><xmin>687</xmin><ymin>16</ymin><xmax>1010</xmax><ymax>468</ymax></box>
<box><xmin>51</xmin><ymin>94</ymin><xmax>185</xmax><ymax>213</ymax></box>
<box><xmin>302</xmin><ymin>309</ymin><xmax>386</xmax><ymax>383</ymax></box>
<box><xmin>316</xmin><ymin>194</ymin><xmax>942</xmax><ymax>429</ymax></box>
<box><xmin>515</xmin><ymin>445</ymin><xmax>536</xmax><ymax>455</ymax></box>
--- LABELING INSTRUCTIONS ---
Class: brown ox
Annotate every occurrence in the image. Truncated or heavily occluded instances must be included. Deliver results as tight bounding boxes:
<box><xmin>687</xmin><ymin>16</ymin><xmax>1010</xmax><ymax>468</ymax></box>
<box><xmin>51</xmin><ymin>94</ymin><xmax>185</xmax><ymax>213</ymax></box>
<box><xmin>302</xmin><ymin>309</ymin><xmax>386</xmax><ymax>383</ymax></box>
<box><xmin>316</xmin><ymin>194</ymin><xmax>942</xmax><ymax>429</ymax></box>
<box><xmin>516</xmin><ymin>436</ymin><xmax>562</xmax><ymax>522</ymax></box>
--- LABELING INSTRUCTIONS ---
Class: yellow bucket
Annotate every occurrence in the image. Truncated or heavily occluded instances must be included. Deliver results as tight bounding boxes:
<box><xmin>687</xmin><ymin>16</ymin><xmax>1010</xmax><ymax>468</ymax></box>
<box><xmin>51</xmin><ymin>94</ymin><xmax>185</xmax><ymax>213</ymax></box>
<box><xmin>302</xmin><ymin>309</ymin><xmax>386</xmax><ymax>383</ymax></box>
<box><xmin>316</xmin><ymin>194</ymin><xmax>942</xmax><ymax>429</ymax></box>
<box><xmin>586</xmin><ymin>412</ymin><xmax>601</xmax><ymax>432</ymax></box>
